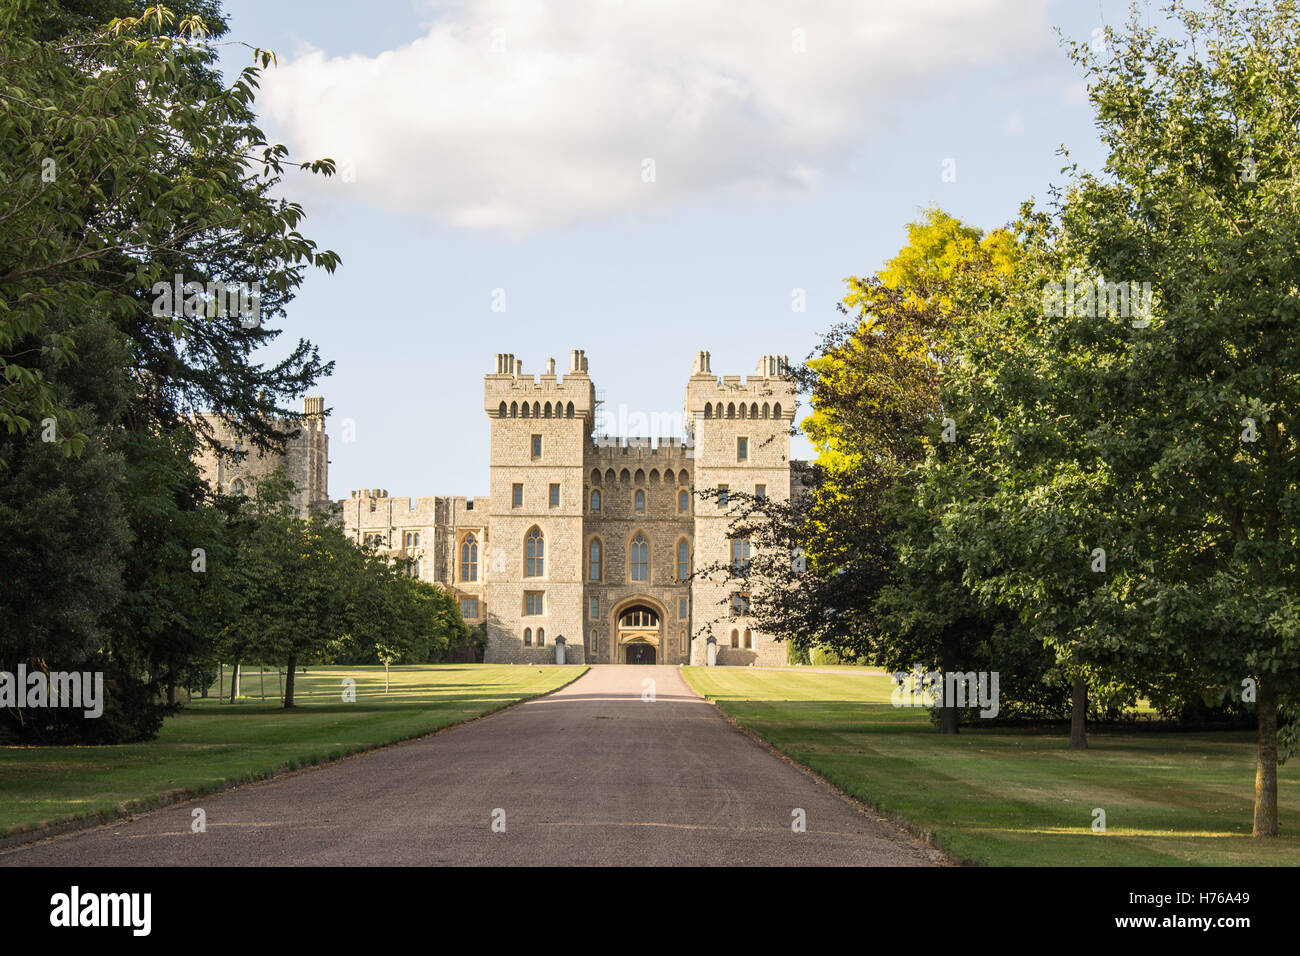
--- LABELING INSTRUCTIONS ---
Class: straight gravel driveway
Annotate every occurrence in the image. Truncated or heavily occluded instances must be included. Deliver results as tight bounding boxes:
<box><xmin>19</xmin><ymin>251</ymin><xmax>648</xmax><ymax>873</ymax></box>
<box><xmin>1</xmin><ymin>665</ymin><xmax>938</xmax><ymax>866</ymax></box>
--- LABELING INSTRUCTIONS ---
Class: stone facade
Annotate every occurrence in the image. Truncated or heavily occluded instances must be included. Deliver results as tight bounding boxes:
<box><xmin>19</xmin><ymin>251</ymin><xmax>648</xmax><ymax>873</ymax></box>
<box><xmin>470</xmin><ymin>348</ymin><xmax>797</xmax><ymax>666</ymax></box>
<box><xmin>192</xmin><ymin>396</ymin><xmax>330</xmax><ymax>517</ymax></box>
<box><xmin>198</xmin><ymin>352</ymin><xmax>800</xmax><ymax>666</ymax></box>
<box><xmin>339</xmin><ymin>491</ymin><xmax>488</xmax><ymax>626</ymax></box>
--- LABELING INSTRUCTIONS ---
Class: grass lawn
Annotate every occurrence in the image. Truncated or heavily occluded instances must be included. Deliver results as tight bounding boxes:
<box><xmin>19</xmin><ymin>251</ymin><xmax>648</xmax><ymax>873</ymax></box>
<box><xmin>681</xmin><ymin>666</ymin><xmax>1300</xmax><ymax>866</ymax></box>
<box><xmin>0</xmin><ymin>664</ymin><xmax>583</xmax><ymax>839</ymax></box>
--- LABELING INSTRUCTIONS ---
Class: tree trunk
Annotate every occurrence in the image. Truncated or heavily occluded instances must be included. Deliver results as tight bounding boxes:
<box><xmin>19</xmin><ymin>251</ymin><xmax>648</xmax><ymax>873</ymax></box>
<box><xmin>218</xmin><ymin>663</ymin><xmax>223</xmax><ymax>701</ymax></box>
<box><xmin>259</xmin><ymin>665</ymin><xmax>265</xmax><ymax>702</ymax></box>
<box><xmin>229</xmin><ymin>661</ymin><xmax>240</xmax><ymax>703</ymax></box>
<box><xmin>1069</xmin><ymin>676</ymin><xmax>1088</xmax><ymax>749</ymax></box>
<box><xmin>1254</xmin><ymin>679</ymin><xmax>1279</xmax><ymax>837</ymax></box>
<box><xmin>938</xmin><ymin>635</ymin><xmax>959</xmax><ymax>735</ymax></box>
<box><xmin>284</xmin><ymin>654</ymin><xmax>297</xmax><ymax>709</ymax></box>
<box><xmin>166</xmin><ymin>682</ymin><xmax>176</xmax><ymax>705</ymax></box>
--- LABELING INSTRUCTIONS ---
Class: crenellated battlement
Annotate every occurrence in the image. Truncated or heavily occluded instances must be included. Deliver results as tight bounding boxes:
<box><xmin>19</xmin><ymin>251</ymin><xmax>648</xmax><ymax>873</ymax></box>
<box><xmin>683</xmin><ymin>352</ymin><xmax>796</xmax><ymax>421</ymax></box>
<box><xmin>589</xmin><ymin>436</ymin><xmax>695</xmax><ymax>460</ymax></box>
<box><xmin>485</xmin><ymin>349</ymin><xmax>595</xmax><ymax>419</ymax></box>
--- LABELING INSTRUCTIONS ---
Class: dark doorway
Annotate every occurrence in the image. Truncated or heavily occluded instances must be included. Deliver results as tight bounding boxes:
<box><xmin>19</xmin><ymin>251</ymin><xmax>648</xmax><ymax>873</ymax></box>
<box><xmin>625</xmin><ymin>644</ymin><xmax>657</xmax><ymax>665</ymax></box>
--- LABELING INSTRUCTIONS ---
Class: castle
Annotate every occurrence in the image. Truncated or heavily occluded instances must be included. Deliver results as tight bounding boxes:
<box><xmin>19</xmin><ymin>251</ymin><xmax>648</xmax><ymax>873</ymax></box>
<box><xmin>192</xmin><ymin>395</ymin><xmax>331</xmax><ymax>517</ymax></box>
<box><xmin>198</xmin><ymin>350</ymin><xmax>800</xmax><ymax>666</ymax></box>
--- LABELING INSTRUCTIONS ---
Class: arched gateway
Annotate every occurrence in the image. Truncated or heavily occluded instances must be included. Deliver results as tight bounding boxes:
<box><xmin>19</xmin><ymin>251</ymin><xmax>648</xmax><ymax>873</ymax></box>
<box><xmin>616</xmin><ymin>603</ymin><xmax>660</xmax><ymax>664</ymax></box>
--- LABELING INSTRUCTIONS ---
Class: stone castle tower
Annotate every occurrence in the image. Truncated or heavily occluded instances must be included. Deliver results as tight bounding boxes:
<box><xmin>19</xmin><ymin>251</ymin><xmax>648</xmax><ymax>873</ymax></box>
<box><xmin>305</xmin><ymin>349</ymin><xmax>798</xmax><ymax>666</ymax></box>
<box><xmin>192</xmin><ymin>396</ymin><xmax>330</xmax><ymax>517</ymax></box>
<box><xmin>477</xmin><ymin>349</ymin><xmax>796</xmax><ymax>666</ymax></box>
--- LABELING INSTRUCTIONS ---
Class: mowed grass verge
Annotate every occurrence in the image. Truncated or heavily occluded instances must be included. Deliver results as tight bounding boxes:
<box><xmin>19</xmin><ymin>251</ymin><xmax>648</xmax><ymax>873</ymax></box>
<box><xmin>681</xmin><ymin>666</ymin><xmax>1300</xmax><ymax>866</ymax></box>
<box><xmin>0</xmin><ymin>664</ymin><xmax>584</xmax><ymax>839</ymax></box>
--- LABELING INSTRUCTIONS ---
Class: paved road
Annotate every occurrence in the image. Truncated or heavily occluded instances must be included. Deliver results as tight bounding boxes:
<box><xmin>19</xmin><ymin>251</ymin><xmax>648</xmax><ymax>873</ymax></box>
<box><xmin>1</xmin><ymin>666</ymin><xmax>938</xmax><ymax>866</ymax></box>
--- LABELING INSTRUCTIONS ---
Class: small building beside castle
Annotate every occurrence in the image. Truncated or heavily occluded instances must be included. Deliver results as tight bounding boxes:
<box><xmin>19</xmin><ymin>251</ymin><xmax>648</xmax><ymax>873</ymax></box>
<box><xmin>197</xmin><ymin>350</ymin><xmax>801</xmax><ymax>666</ymax></box>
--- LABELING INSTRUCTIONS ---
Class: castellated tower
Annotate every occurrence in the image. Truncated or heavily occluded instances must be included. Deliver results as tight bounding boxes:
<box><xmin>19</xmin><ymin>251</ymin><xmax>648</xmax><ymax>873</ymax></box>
<box><xmin>480</xmin><ymin>348</ymin><xmax>797</xmax><ymax>666</ymax></box>
<box><xmin>685</xmin><ymin>351</ymin><xmax>796</xmax><ymax>666</ymax></box>
<box><xmin>192</xmin><ymin>396</ymin><xmax>330</xmax><ymax>518</ymax></box>
<box><xmin>295</xmin><ymin>396</ymin><xmax>331</xmax><ymax>515</ymax></box>
<box><xmin>483</xmin><ymin>351</ymin><xmax>595</xmax><ymax>664</ymax></box>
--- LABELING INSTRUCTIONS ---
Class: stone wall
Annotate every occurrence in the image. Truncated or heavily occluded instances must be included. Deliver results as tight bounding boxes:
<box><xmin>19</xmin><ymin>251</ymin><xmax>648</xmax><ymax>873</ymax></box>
<box><xmin>482</xmin><ymin>352</ymin><xmax>593</xmax><ymax>664</ymax></box>
<box><xmin>191</xmin><ymin>396</ymin><xmax>330</xmax><ymax>518</ymax></box>
<box><xmin>685</xmin><ymin>352</ymin><xmax>796</xmax><ymax>667</ymax></box>
<box><xmin>582</xmin><ymin>438</ymin><xmax>694</xmax><ymax>664</ymax></box>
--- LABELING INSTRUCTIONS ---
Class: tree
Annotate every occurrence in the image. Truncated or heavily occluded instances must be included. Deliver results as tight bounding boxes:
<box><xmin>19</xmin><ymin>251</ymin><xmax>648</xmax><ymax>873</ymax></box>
<box><xmin>717</xmin><ymin>209</ymin><xmax>1042</xmax><ymax>733</ymax></box>
<box><xmin>1055</xmin><ymin>0</ymin><xmax>1300</xmax><ymax>836</ymax></box>
<box><xmin>376</xmin><ymin>645</ymin><xmax>397</xmax><ymax>694</ymax></box>
<box><xmin>0</xmin><ymin>3</ymin><xmax>339</xmax><ymax>463</ymax></box>
<box><xmin>901</xmin><ymin>208</ymin><xmax>1156</xmax><ymax>747</ymax></box>
<box><xmin>0</xmin><ymin>2</ymin><xmax>340</xmax><ymax>740</ymax></box>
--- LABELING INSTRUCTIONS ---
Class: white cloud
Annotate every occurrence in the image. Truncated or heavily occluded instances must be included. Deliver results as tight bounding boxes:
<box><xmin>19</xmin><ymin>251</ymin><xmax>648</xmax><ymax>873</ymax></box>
<box><xmin>256</xmin><ymin>0</ymin><xmax>1054</xmax><ymax>234</ymax></box>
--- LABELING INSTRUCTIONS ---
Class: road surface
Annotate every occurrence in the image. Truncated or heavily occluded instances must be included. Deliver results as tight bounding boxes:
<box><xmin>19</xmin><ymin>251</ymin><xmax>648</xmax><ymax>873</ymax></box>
<box><xmin>2</xmin><ymin>665</ymin><xmax>939</xmax><ymax>866</ymax></box>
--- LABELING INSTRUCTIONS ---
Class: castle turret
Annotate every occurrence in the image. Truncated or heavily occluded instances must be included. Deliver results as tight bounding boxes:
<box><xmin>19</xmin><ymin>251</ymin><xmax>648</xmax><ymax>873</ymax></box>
<box><xmin>482</xmin><ymin>350</ymin><xmax>594</xmax><ymax>664</ymax></box>
<box><xmin>684</xmin><ymin>354</ymin><xmax>795</xmax><ymax>665</ymax></box>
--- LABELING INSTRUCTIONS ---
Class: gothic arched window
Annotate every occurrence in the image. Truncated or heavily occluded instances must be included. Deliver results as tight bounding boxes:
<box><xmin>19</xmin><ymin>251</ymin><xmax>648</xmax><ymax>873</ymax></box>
<box><xmin>460</xmin><ymin>534</ymin><xmax>478</xmax><ymax>582</ymax></box>
<box><xmin>525</xmin><ymin>527</ymin><xmax>545</xmax><ymax>577</ymax></box>
<box><xmin>630</xmin><ymin>533</ymin><xmax>649</xmax><ymax>581</ymax></box>
<box><xmin>731</xmin><ymin>538</ymin><xmax>751</xmax><ymax>572</ymax></box>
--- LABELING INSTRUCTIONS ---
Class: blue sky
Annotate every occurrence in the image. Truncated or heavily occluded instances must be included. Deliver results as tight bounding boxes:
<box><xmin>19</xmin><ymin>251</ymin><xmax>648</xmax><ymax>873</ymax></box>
<box><xmin>213</xmin><ymin>0</ymin><xmax>1146</xmax><ymax>498</ymax></box>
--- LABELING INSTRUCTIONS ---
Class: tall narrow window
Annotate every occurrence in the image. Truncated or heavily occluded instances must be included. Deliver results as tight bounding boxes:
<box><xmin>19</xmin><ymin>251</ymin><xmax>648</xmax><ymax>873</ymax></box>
<box><xmin>591</xmin><ymin>489</ymin><xmax>601</xmax><ymax>511</ymax></box>
<box><xmin>737</xmin><ymin>436</ymin><xmax>748</xmax><ymax>460</ymax></box>
<box><xmin>731</xmin><ymin>629</ymin><xmax>739</xmax><ymax>648</ymax></box>
<box><xmin>590</xmin><ymin>631</ymin><xmax>598</xmax><ymax>655</ymax></box>
<box><xmin>526</xmin><ymin>527</ymin><xmax>545</xmax><ymax>576</ymax></box>
<box><xmin>731</xmin><ymin>538</ymin><xmax>751</xmax><ymax>572</ymax></box>
<box><xmin>677</xmin><ymin>540</ymin><xmax>690</xmax><ymax>581</ymax></box>
<box><xmin>635</xmin><ymin>490</ymin><xmax>645</xmax><ymax>513</ymax></box>
<box><xmin>460</xmin><ymin>534</ymin><xmax>478</xmax><ymax>582</ymax></box>
<box><xmin>718</xmin><ymin>485</ymin><xmax>729</xmax><ymax>507</ymax></box>
<box><xmin>537</xmin><ymin>627</ymin><xmax>545</xmax><ymax>647</ymax></box>
<box><xmin>755</xmin><ymin>484</ymin><xmax>766</xmax><ymax>503</ymax></box>
<box><xmin>531</xmin><ymin>434</ymin><xmax>542</xmax><ymax>458</ymax></box>
<box><xmin>524</xmin><ymin>628</ymin><xmax>532</xmax><ymax>646</ymax></box>
<box><xmin>590</xmin><ymin>596</ymin><xmax>599</xmax><ymax>620</ymax></box>
<box><xmin>512</xmin><ymin>483</ymin><xmax>523</xmax><ymax>508</ymax></box>
<box><xmin>549</xmin><ymin>483</ymin><xmax>560</xmax><ymax>507</ymax></box>
<box><xmin>630</xmin><ymin>533</ymin><xmax>648</xmax><ymax>581</ymax></box>
<box><xmin>678</xmin><ymin>489</ymin><xmax>688</xmax><ymax>512</ymax></box>
<box><xmin>679</xmin><ymin>597</ymin><xmax>688</xmax><ymax>619</ymax></box>
<box><xmin>589</xmin><ymin>539</ymin><xmax>602</xmax><ymax>581</ymax></box>
<box><xmin>743</xmin><ymin>628</ymin><xmax>753</xmax><ymax>649</ymax></box>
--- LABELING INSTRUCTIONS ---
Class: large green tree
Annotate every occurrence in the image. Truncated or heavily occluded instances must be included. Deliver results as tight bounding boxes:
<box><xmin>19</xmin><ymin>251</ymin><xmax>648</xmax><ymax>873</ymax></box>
<box><xmin>1</xmin><ymin>1</ymin><xmax>340</xmax><ymax>740</ymax></box>
<box><xmin>1056</xmin><ymin>0</ymin><xmax>1300</xmax><ymax>836</ymax></box>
